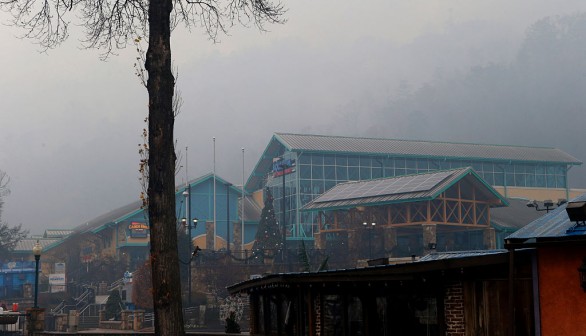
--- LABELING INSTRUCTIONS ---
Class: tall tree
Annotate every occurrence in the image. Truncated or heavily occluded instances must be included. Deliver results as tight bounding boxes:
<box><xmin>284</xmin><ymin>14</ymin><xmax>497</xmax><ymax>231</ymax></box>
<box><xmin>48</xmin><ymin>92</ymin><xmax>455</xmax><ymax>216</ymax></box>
<box><xmin>0</xmin><ymin>170</ymin><xmax>28</xmax><ymax>261</ymax></box>
<box><xmin>0</xmin><ymin>1</ymin><xmax>284</xmax><ymax>334</ymax></box>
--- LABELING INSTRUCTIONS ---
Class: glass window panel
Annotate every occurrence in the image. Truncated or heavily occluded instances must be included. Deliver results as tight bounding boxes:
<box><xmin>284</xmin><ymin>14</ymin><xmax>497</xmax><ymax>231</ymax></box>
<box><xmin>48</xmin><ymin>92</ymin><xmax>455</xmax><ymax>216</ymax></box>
<box><xmin>395</xmin><ymin>158</ymin><xmax>405</xmax><ymax>168</ymax></box>
<box><xmin>494</xmin><ymin>172</ymin><xmax>504</xmax><ymax>186</ymax></box>
<box><xmin>360</xmin><ymin>167</ymin><xmax>371</xmax><ymax>180</ymax></box>
<box><xmin>517</xmin><ymin>174</ymin><xmax>526</xmax><ymax>187</ymax></box>
<box><xmin>472</xmin><ymin>162</ymin><xmax>483</xmax><ymax>172</ymax></box>
<box><xmin>299</xmin><ymin>154</ymin><xmax>311</xmax><ymax>165</ymax></box>
<box><xmin>506</xmin><ymin>173</ymin><xmax>515</xmax><ymax>187</ymax></box>
<box><xmin>406</xmin><ymin>169</ymin><xmax>417</xmax><ymax>175</ymax></box>
<box><xmin>336</xmin><ymin>166</ymin><xmax>348</xmax><ymax>181</ymax></box>
<box><xmin>312</xmin><ymin>181</ymin><xmax>324</xmax><ymax>195</ymax></box>
<box><xmin>372</xmin><ymin>167</ymin><xmax>382</xmax><ymax>179</ymax></box>
<box><xmin>525</xmin><ymin>174</ymin><xmax>535</xmax><ymax>187</ymax></box>
<box><xmin>556</xmin><ymin>175</ymin><xmax>566</xmax><ymax>188</ymax></box>
<box><xmin>505</xmin><ymin>165</ymin><xmax>515</xmax><ymax>173</ymax></box>
<box><xmin>384</xmin><ymin>168</ymin><xmax>394</xmax><ymax>178</ymax></box>
<box><xmin>348</xmin><ymin>156</ymin><xmax>360</xmax><ymax>166</ymax></box>
<box><xmin>336</xmin><ymin>155</ymin><xmax>347</xmax><ymax>166</ymax></box>
<box><xmin>300</xmin><ymin>179</ymin><xmax>311</xmax><ymax>193</ymax></box>
<box><xmin>395</xmin><ymin>168</ymin><xmax>406</xmax><ymax>176</ymax></box>
<box><xmin>439</xmin><ymin>161</ymin><xmax>450</xmax><ymax>170</ymax></box>
<box><xmin>406</xmin><ymin>158</ymin><xmax>417</xmax><ymax>169</ymax></box>
<box><xmin>384</xmin><ymin>158</ymin><xmax>394</xmax><ymax>168</ymax></box>
<box><xmin>300</xmin><ymin>165</ymin><xmax>311</xmax><ymax>179</ymax></box>
<box><xmin>429</xmin><ymin>160</ymin><xmax>440</xmax><ymax>169</ymax></box>
<box><xmin>312</xmin><ymin>165</ymin><xmax>323</xmax><ymax>179</ymax></box>
<box><xmin>417</xmin><ymin>159</ymin><xmax>429</xmax><ymax>170</ymax></box>
<box><xmin>546</xmin><ymin>175</ymin><xmax>556</xmax><ymax>188</ymax></box>
<box><xmin>547</xmin><ymin>165</ymin><xmax>556</xmax><ymax>174</ymax></box>
<box><xmin>324</xmin><ymin>166</ymin><xmax>336</xmax><ymax>180</ymax></box>
<box><xmin>482</xmin><ymin>162</ymin><xmax>494</xmax><ymax>173</ymax></box>
<box><xmin>311</xmin><ymin>155</ymin><xmax>323</xmax><ymax>165</ymax></box>
<box><xmin>483</xmin><ymin>172</ymin><xmax>494</xmax><ymax>185</ymax></box>
<box><xmin>556</xmin><ymin>166</ymin><xmax>565</xmax><ymax>175</ymax></box>
<box><xmin>323</xmin><ymin>155</ymin><xmax>335</xmax><ymax>165</ymax></box>
<box><xmin>535</xmin><ymin>174</ymin><xmax>546</xmax><ymax>187</ymax></box>
<box><xmin>348</xmin><ymin>167</ymin><xmax>359</xmax><ymax>180</ymax></box>
<box><xmin>325</xmin><ymin>180</ymin><xmax>337</xmax><ymax>192</ymax></box>
<box><xmin>360</xmin><ymin>157</ymin><xmax>372</xmax><ymax>167</ymax></box>
<box><xmin>536</xmin><ymin>165</ymin><xmax>545</xmax><ymax>174</ymax></box>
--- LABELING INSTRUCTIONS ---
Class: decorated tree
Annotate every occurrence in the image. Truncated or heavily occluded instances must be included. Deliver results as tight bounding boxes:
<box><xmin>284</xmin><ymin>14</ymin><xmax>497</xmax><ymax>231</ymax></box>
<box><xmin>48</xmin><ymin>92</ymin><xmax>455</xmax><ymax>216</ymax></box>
<box><xmin>252</xmin><ymin>188</ymin><xmax>282</xmax><ymax>261</ymax></box>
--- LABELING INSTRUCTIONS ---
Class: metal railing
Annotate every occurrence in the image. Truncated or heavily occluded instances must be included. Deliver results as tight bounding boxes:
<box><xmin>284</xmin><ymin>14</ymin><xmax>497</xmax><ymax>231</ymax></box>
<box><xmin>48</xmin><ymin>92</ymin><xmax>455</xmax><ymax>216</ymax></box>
<box><xmin>0</xmin><ymin>312</ymin><xmax>26</xmax><ymax>335</ymax></box>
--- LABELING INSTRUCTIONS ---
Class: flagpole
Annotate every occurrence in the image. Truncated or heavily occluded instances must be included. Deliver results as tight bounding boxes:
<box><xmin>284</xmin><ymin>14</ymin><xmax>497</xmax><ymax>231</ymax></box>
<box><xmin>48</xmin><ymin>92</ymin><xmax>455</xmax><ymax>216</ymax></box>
<box><xmin>241</xmin><ymin>147</ymin><xmax>245</xmax><ymax>251</ymax></box>
<box><xmin>213</xmin><ymin>137</ymin><xmax>216</xmax><ymax>250</ymax></box>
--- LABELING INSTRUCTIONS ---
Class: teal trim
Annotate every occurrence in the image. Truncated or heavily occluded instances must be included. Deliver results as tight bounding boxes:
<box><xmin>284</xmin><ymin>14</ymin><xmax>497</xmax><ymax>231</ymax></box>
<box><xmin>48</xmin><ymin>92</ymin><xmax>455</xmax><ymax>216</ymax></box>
<box><xmin>282</xmin><ymin>148</ymin><xmax>580</xmax><ymax>166</ymax></box>
<box><xmin>302</xmin><ymin>196</ymin><xmax>433</xmax><ymax>212</ymax></box>
<box><xmin>91</xmin><ymin>222</ymin><xmax>116</xmax><ymax>234</ymax></box>
<box><xmin>117</xmin><ymin>242</ymin><xmax>149</xmax><ymax>247</ymax></box>
<box><xmin>491</xmin><ymin>221</ymin><xmax>517</xmax><ymax>233</ymax></box>
<box><xmin>430</xmin><ymin>168</ymin><xmax>509</xmax><ymax>207</ymax></box>
<box><xmin>113</xmin><ymin>208</ymin><xmax>145</xmax><ymax>223</ymax></box>
<box><xmin>245</xmin><ymin>135</ymin><xmax>288</xmax><ymax>191</ymax></box>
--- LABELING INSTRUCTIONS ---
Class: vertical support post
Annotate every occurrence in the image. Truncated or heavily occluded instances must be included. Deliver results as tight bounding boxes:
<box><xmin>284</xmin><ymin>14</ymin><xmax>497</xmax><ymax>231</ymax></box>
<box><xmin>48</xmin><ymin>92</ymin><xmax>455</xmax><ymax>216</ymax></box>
<box><xmin>282</xmin><ymin>161</ymin><xmax>287</xmax><ymax>265</ymax></box>
<box><xmin>226</xmin><ymin>182</ymin><xmax>231</xmax><ymax>253</ymax></box>
<box><xmin>34</xmin><ymin>255</ymin><xmax>40</xmax><ymax>308</ymax></box>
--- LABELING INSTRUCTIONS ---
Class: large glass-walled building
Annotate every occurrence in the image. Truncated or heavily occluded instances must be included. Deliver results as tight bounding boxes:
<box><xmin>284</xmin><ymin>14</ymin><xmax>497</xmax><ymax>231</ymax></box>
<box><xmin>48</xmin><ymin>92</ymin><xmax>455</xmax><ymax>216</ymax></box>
<box><xmin>246</xmin><ymin>133</ymin><xmax>582</xmax><ymax>241</ymax></box>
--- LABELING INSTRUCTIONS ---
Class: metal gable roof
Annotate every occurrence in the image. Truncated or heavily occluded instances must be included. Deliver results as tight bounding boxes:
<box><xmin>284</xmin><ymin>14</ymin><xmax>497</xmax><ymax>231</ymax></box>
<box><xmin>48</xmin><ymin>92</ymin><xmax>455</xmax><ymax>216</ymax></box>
<box><xmin>275</xmin><ymin>133</ymin><xmax>581</xmax><ymax>164</ymax></box>
<box><xmin>302</xmin><ymin>167</ymin><xmax>508</xmax><ymax>211</ymax></box>
<box><xmin>506</xmin><ymin>193</ymin><xmax>586</xmax><ymax>243</ymax></box>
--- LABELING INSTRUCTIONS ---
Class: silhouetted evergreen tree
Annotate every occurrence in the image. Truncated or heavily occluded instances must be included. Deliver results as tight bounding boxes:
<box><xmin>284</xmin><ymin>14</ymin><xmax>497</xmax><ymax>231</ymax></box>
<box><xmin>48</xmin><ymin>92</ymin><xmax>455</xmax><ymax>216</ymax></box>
<box><xmin>252</xmin><ymin>188</ymin><xmax>282</xmax><ymax>262</ymax></box>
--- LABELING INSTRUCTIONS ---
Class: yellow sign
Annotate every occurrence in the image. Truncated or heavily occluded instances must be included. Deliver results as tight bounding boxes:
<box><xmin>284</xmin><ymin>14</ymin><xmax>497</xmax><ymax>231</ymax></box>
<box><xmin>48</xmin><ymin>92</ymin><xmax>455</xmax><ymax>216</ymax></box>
<box><xmin>129</xmin><ymin>222</ymin><xmax>149</xmax><ymax>230</ymax></box>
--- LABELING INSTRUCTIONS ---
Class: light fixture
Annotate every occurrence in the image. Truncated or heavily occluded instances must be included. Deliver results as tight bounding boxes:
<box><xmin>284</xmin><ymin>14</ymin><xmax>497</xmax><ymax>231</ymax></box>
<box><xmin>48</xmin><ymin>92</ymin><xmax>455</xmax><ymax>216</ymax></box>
<box><xmin>32</xmin><ymin>240</ymin><xmax>42</xmax><ymax>308</ymax></box>
<box><xmin>566</xmin><ymin>201</ymin><xmax>586</xmax><ymax>224</ymax></box>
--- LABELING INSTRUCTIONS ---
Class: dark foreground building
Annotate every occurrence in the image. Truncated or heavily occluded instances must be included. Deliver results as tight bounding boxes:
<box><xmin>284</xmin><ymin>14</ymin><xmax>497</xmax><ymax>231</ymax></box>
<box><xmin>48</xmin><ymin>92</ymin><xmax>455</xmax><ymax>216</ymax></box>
<box><xmin>228</xmin><ymin>193</ymin><xmax>586</xmax><ymax>336</ymax></box>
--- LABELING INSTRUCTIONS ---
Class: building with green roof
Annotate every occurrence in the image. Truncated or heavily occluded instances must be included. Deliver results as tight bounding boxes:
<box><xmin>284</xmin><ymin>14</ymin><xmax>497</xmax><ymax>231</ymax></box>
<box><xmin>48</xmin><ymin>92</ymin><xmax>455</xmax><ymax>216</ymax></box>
<box><xmin>247</xmin><ymin>132</ymin><xmax>583</xmax><ymax>241</ymax></box>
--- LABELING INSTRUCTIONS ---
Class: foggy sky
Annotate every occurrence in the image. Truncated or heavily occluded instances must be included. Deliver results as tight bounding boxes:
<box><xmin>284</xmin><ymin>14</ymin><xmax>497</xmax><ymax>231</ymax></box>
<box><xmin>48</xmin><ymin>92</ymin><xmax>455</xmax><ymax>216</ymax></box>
<box><xmin>1</xmin><ymin>0</ymin><xmax>586</xmax><ymax>234</ymax></box>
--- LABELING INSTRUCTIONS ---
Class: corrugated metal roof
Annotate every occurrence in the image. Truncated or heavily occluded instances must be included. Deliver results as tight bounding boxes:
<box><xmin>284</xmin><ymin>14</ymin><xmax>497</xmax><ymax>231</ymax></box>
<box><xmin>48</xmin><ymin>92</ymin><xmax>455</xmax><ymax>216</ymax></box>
<box><xmin>43</xmin><ymin>230</ymin><xmax>74</xmax><ymax>238</ymax></box>
<box><xmin>490</xmin><ymin>198</ymin><xmax>543</xmax><ymax>230</ymax></box>
<box><xmin>303</xmin><ymin>167</ymin><xmax>507</xmax><ymax>211</ymax></box>
<box><xmin>276</xmin><ymin>133</ymin><xmax>582</xmax><ymax>164</ymax></box>
<box><xmin>419</xmin><ymin>250</ymin><xmax>508</xmax><ymax>262</ymax></box>
<box><xmin>13</xmin><ymin>238</ymin><xmax>60</xmax><ymax>252</ymax></box>
<box><xmin>506</xmin><ymin>193</ymin><xmax>586</xmax><ymax>242</ymax></box>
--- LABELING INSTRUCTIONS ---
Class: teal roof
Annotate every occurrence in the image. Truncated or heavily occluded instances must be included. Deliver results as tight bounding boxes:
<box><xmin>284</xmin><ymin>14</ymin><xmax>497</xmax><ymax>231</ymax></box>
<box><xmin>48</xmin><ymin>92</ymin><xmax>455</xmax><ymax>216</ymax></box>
<box><xmin>246</xmin><ymin>132</ymin><xmax>581</xmax><ymax>192</ymax></box>
<box><xmin>302</xmin><ymin>167</ymin><xmax>508</xmax><ymax>211</ymax></box>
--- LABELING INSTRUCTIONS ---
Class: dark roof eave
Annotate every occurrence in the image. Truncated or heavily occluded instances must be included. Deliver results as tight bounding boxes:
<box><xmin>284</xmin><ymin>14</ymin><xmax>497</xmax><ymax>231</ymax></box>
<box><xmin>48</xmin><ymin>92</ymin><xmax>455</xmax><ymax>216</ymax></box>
<box><xmin>505</xmin><ymin>235</ymin><xmax>586</xmax><ymax>249</ymax></box>
<box><xmin>228</xmin><ymin>252</ymin><xmax>509</xmax><ymax>294</ymax></box>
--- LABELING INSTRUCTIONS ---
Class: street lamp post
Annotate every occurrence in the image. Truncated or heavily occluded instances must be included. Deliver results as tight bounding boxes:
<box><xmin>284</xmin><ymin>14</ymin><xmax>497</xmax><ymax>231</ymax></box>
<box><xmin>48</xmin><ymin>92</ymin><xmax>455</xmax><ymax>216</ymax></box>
<box><xmin>226</xmin><ymin>182</ymin><xmax>232</xmax><ymax>254</ymax></box>
<box><xmin>363</xmin><ymin>222</ymin><xmax>376</xmax><ymax>259</ymax></box>
<box><xmin>182</xmin><ymin>217</ymin><xmax>198</xmax><ymax>306</ymax></box>
<box><xmin>32</xmin><ymin>240</ymin><xmax>42</xmax><ymax>308</ymax></box>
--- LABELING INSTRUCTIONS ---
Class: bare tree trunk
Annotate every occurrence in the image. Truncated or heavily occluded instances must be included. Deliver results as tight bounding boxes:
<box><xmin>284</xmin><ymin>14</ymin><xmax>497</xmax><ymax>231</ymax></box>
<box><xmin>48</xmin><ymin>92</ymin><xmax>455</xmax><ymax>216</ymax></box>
<box><xmin>145</xmin><ymin>0</ymin><xmax>184</xmax><ymax>333</ymax></box>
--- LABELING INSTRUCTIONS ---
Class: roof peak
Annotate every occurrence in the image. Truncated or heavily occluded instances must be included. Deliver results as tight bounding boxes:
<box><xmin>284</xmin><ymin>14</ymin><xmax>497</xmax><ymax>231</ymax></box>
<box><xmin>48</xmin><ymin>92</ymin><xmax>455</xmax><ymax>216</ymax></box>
<box><xmin>275</xmin><ymin>132</ymin><xmax>558</xmax><ymax>150</ymax></box>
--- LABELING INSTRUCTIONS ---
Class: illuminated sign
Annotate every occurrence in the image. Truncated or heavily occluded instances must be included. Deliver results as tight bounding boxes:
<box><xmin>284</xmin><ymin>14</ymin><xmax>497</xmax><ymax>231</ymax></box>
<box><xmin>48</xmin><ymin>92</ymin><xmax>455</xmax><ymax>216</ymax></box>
<box><xmin>272</xmin><ymin>158</ymin><xmax>296</xmax><ymax>177</ymax></box>
<box><xmin>128</xmin><ymin>222</ymin><xmax>149</xmax><ymax>238</ymax></box>
<box><xmin>129</xmin><ymin>222</ymin><xmax>149</xmax><ymax>230</ymax></box>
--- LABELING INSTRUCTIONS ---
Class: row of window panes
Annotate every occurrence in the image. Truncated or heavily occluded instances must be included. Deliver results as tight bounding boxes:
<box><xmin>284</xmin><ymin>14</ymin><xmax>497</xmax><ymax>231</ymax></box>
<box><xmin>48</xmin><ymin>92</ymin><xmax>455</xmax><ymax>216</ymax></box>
<box><xmin>299</xmin><ymin>153</ymin><xmax>566</xmax><ymax>175</ymax></box>
<box><xmin>297</xmin><ymin>157</ymin><xmax>567</xmax><ymax>188</ymax></box>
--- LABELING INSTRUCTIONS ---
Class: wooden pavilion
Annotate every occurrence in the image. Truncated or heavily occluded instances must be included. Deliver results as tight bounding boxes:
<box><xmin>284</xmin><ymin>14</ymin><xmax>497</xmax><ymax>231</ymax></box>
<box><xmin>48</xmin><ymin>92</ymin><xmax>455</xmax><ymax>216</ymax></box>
<box><xmin>304</xmin><ymin>167</ymin><xmax>509</xmax><ymax>259</ymax></box>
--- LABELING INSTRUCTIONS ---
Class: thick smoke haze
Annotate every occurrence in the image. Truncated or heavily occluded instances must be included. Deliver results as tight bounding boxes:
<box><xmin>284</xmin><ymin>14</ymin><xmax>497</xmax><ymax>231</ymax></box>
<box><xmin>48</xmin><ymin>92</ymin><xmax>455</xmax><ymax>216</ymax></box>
<box><xmin>1</xmin><ymin>1</ymin><xmax>586</xmax><ymax>234</ymax></box>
